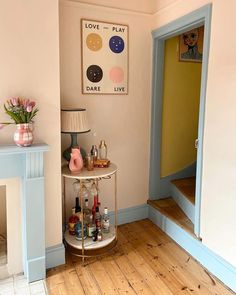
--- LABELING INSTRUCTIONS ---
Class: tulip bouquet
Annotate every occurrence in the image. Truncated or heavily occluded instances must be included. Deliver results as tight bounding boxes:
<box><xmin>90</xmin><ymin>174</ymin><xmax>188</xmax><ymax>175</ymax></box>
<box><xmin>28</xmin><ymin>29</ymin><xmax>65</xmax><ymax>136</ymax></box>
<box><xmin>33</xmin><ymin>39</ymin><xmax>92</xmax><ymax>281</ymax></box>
<box><xmin>0</xmin><ymin>97</ymin><xmax>38</xmax><ymax>129</ymax></box>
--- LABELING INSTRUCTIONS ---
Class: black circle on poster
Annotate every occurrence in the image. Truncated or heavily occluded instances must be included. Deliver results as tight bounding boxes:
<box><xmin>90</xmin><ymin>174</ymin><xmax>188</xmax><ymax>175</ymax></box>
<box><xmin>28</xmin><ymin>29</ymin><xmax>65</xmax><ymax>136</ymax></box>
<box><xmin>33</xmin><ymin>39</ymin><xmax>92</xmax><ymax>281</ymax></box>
<box><xmin>86</xmin><ymin>65</ymin><xmax>103</xmax><ymax>83</ymax></box>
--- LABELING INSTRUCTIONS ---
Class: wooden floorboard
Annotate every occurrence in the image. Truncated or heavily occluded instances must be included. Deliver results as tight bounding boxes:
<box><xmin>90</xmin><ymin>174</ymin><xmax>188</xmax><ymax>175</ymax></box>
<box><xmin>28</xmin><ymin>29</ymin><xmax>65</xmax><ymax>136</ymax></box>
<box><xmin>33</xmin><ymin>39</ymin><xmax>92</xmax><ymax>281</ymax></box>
<box><xmin>148</xmin><ymin>198</ymin><xmax>195</xmax><ymax>236</ymax></box>
<box><xmin>46</xmin><ymin>220</ymin><xmax>234</xmax><ymax>295</ymax></box>
<box><xmin>171</xmin><ymin>177</ymin><xmax>196</xmax><ymax>204</ymax></box>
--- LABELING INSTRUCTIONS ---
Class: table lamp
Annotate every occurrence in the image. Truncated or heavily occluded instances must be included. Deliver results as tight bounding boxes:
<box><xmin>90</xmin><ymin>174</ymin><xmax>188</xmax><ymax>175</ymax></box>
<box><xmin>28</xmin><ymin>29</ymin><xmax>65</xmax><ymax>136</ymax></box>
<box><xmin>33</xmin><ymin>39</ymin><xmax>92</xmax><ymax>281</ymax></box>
<box><xmin>61</xmin><ymin>108</ymin><xmax>90</xmax><ymax>161</ymax></box>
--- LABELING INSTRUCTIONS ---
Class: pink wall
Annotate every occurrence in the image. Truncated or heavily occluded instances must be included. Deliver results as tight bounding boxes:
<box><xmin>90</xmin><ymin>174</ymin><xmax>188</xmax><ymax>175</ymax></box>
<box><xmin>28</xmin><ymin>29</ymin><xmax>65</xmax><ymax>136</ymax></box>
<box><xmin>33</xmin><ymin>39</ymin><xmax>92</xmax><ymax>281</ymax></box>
<box><xmin>60</xmin><ymin>0</ymin><xmax>152</xmax><ymax>213</ymax></box>
<box><xmin>0</xmin><ymin>0</ymin><xmax>62</xmax><ymax>248</ymax></box>
<box><xmin>1</xmin><ymin>0</ymin><xmax>234</xmax><ymax>269</ymax></box>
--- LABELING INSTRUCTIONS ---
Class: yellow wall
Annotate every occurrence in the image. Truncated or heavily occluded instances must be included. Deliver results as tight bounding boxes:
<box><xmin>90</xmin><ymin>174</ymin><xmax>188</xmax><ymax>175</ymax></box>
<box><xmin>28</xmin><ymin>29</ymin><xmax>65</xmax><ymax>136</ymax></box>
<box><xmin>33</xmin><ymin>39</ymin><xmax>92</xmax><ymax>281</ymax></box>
<box><xmin>161</xmin><ymin>35</ymin><xmax>202</xmax><ymax>177</ymax></box>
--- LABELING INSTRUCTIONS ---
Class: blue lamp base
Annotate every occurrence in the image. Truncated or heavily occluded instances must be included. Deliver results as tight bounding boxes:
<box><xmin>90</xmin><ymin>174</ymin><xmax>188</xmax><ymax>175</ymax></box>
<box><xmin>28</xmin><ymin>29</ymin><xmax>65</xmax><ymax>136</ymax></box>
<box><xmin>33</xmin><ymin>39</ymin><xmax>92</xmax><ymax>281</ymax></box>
<box><xmin>63</xmin><ymin>133</ymin><xmax>87</xmax><ymax>161</ymax></box>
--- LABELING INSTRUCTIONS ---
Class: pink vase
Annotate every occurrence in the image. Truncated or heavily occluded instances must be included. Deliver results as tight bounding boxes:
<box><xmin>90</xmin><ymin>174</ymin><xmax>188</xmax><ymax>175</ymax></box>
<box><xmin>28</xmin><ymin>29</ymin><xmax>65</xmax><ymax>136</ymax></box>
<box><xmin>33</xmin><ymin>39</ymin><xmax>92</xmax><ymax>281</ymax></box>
<box><xmin>69</xmin><ymin>147</ymin><xmax>83</xmax><ymax>173</ymax></box>
<box><xmin>14</xmin><ymin>123</ymin><xmax>33</xmax><ymax>147</ymax></box>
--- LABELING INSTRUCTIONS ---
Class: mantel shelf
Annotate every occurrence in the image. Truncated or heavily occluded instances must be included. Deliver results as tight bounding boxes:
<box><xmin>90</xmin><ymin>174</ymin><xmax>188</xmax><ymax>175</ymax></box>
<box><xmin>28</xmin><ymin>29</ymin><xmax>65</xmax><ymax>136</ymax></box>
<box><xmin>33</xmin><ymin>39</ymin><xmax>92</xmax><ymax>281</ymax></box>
<box><xmin>0</xmin><ymin>143</ymin><xmax>49</xmax><ymax>155</ymax></box>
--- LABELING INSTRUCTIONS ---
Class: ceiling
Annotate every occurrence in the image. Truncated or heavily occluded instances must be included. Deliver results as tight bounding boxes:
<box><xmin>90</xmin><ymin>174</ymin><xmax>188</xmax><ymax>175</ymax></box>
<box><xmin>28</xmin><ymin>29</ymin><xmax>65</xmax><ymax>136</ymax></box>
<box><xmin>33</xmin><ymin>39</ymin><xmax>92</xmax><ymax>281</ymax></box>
<box><xmin>68</xmin><ymin>0</ymin><xmax>178</xmax><ymax>14</ymax></box>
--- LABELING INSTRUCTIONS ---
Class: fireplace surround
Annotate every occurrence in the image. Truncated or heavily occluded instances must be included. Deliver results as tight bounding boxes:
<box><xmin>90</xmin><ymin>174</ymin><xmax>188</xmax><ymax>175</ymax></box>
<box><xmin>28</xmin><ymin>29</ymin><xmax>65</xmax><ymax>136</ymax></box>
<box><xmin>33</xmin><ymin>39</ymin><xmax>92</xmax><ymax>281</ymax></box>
<box><xmin>0</xmin><ymin>144</ymin><xmax>48</xmax><ymax>282</ymax></box>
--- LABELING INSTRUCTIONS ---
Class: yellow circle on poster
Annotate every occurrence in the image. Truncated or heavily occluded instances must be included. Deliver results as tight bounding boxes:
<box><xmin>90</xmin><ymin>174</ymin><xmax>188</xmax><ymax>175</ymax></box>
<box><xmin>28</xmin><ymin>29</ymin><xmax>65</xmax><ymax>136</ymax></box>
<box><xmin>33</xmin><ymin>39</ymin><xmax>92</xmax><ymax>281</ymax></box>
<box><xmin>86</xmin><ymin>33</ymin><xmax>102</xmax><ymax>51</ymax></box>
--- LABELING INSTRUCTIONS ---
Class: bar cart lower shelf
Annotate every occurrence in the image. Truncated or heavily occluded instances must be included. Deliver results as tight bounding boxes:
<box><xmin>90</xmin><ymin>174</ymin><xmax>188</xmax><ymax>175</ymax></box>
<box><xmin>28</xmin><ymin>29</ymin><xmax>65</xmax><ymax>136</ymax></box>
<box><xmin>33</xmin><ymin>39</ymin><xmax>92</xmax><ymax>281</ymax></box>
<box><xmin>62</xmin><ymin>163</ymin><xmax>118</xmax><ymax>259</ymax></box>
<box><xmin>64</xmin><ymin>225</ymin><xmax>117</xmax><ymax>257</ymax></box>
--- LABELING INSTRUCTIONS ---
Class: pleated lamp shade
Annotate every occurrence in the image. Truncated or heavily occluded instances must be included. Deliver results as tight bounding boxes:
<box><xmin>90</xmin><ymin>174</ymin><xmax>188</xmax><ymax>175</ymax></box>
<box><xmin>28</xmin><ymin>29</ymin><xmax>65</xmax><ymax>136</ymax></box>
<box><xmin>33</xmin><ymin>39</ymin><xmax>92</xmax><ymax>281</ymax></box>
<box><xmin>61</xmin><ymin>108</ymin><xmax>90</xmax><ymax>134</ymax></box>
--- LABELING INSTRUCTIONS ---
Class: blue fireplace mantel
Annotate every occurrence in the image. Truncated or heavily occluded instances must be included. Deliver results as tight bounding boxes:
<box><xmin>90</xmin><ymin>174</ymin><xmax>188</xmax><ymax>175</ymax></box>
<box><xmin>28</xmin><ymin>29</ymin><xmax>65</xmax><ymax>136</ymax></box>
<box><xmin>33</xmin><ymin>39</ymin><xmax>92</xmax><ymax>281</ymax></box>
<box><xmin>0</xmin><ymin>143</ymin><xmax>49</xmax><ymax>282</ymax></box>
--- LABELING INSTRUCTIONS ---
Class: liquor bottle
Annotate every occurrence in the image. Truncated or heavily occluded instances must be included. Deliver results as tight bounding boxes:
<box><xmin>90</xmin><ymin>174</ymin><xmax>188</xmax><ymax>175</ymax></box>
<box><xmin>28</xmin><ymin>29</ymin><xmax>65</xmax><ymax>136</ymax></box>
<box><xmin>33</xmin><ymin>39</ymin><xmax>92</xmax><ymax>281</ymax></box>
<box><xmin>91</xmin><ymin>145</ymin><xmax>98</xmax><ymax>161</ymax></box>
<box><xmin>75</xmin><ymin>197</ymin><xmax>81</xmax><ymax>219</ymax></box>
<box><xmin>102</xmin><ymin>207</ymin><xmax>110</xmax><ymax>233</ymax></box>
<box><xmin>92</xmin><ymin>195</ymin><xmax>98</xmax><ymax>218</ymax></box>
<box><xmin>68</xmin><ymin>208</ymin><xmax>79</xmax><ymax>235</ymax></box>
<box><xmin>86</xmin><ymin>214</ymin><xmax>96</xmax><ymax>238</ymax></box>
<box><xmin>84</xmin><ymin>198</ymin><xmax>91</xmax><ymax>223</ymax></box>
<box><xmin>91</xmin><ymin>182</ymin><xmax>100</xmax><ymax>218</ymax></box>
<box><xmin>97</xmin><ymin>229</ymin><xmax>103</xmax><ymax>241</ymax></box>
<box><xmin>95</xmin><ymin>206</ymin><xmax>101</xmax><ymax>230</ymax></box>
<box><xmin>99</xmin><ymin>140</ymin><xmax>107</xmax><ymax>159</ymax></box>
<box><xmin>75</xmin><ymin>221</ymin><xmax>87</xmax><ymax>240</ymax></box>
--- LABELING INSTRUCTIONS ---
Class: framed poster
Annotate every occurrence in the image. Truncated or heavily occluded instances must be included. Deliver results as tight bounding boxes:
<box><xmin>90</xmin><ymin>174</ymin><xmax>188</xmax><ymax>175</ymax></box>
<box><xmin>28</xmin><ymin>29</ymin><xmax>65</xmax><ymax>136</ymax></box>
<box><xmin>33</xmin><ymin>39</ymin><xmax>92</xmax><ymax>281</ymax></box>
<box><xmin>179</xmin><ymin>26</ymin><xmax>204</xmax><ymax>63</ymax></box>
<box><xmin>81</xmin><ymin>19</ymin><xmax>128</xmax><ymax>95</ymax></box>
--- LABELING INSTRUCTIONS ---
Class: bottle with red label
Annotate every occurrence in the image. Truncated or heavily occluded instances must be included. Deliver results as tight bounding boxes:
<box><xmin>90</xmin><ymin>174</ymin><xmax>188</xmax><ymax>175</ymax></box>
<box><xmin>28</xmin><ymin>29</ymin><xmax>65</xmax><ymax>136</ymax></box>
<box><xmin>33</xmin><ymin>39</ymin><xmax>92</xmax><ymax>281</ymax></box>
<box><xmin>91</xmin><ymin>182</ymin><xmax>100</xmax><ymax>218</ymax></box>
<box><xmin>68</xmin><ymin>208</ymin><xmax>79</xmax><ymax>235</ymax></box>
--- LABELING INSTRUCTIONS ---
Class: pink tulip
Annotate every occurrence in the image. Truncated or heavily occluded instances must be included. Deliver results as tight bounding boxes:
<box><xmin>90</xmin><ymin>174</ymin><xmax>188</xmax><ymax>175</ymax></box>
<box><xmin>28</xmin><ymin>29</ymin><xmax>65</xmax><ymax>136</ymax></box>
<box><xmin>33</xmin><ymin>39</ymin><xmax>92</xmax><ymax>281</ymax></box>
<box><xmin>22</xmin><ymin>99</ymin><xmax>30</xmax><ymax>109</ymax></box>
<box><xmin>26</xmin><ymin>105</ymin><xmax>32</xmax><ymax>112</ymax></box>
<box><xmin>10</xmin><ymin>97</ymin><xmax>19</xmax><ymax>106</ymax></box>
<box><xmin>29</xmin><ymin>101</ymin><xmax>36</xmax><ymax>108</ymax></box>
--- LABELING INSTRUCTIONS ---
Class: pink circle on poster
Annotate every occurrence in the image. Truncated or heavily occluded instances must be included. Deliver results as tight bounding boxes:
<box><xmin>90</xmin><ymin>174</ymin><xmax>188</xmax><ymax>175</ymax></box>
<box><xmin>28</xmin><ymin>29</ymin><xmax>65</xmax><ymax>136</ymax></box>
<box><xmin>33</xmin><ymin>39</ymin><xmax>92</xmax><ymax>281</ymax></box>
<box><xmin>109</xmin><ymin>67</ymin><xmax>124</xmax><ymax>83</ymax></box>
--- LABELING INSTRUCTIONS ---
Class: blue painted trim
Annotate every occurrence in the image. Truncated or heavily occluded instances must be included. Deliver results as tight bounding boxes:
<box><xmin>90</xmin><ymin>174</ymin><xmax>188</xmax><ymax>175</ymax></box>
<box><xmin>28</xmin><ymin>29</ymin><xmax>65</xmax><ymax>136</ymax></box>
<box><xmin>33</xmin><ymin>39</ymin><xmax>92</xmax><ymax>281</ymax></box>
<box><xmin>155</xmin><ymin>162</ymin><xmax>196</xmax><ymax>198</ymax></box>
<box><xmin>46</xmin><ymin>244</ymin><xmax>65</xmax><ymax>269</ymax></box>
<box><xmin>171</xmin><ymin>183</ymin><xmax>195</xmax><ymax>223</ymax></box>
<box><xmin>149</xmin><ymin>206</ymin><xmax>236</xmax><ymax>293</ymax></box>
<box><xmin>149</xmin><ymin>4</ymin><xmax>212</xmax><ymax>238</ymax></box>
<box><xmin>194</xmin><ymin>4</ymin><xmax>212</xmax><ymax>237</ymax></box>
<box><xmin>0</xmin><ymin>144</ymin><xmax>49</xmax><ymax>283</ymax></box>
<box><xmin>27</xmin><ymin>256</ymin><xmax>46</xmax><ymax>283</ymax></box>
<box><xmin>149</xmin><ymin>37</ymin><xmax>165</xmax><ymax>199</ymax></box>
<box><xmin>0</xmin><ymin>143</ymin><xmax>49</xmax><ymax>154</ymax></box>
<box><xmin>0</xmin><ymin>154</ymin><xmax>24</xmax><ymax>179</ymax></box>
<box><xmin>23</xmin><ymin>148</ymin><xmax>48</xmax><ymax>282</ymax></box>
<box><xmin>110</xmin><ymin>204</ymin><xmax>149</xmax><ymax>225</ymax></box>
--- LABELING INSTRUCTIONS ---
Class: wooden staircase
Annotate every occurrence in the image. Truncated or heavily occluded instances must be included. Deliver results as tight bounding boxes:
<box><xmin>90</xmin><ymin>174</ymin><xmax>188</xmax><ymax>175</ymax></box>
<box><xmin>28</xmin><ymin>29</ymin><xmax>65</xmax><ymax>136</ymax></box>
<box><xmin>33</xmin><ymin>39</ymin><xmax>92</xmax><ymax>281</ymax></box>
<box><xmin>148</xmin><ymin>177</ymin><xmax>236</xmax><ymax>292</ymax></box>
<box><xmin>148</xmin><ymin>177</ymin><xmax>196</xmax><ymax>236</ymax></box>
<box><xmin>171</xmin><ymin>177</ymin><xmax>195</xmax><ymax>223</ymax></box>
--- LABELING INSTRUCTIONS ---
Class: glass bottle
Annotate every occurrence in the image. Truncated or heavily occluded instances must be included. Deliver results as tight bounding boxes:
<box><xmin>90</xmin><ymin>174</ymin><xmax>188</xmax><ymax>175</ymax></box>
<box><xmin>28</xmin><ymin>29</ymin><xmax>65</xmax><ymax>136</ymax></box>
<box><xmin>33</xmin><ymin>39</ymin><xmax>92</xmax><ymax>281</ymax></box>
<box><xmin>97</xmin><ymin>229</ymin><xmax>103</xmax><ymax>241</ymax></box>
<box><xmin>91</xmin><ymin>145</ymin><xmax>98</xmax><ymax>161</ymax></box>
<box><xmin>75</xmin><ymin>197</ymin><xmax>82</xmax><ymax>220</ymax></box>
<box><xmin>95</xmin><ymin>206</ymin><xmax>101</xmax><ymax>230</ymax></box>
<box><xmin>102</xmin><ymin>207</ymin><xmax>110</xmax><ymax>233</ymax></box>
<box><xmin>74</xmin><ymin>221</ymin><xmax>87</xmax><ymax>240</ymax></box>
<box><xmin>84</xmin><ymin>198</ymin><xmax>91</xmax><ymax>223</ymax></box>
<box><xmin>92</xmin><ymin>195</ymin><xmax>98</xmax><ymax>219</ymax></box>
<box><xmin>73</xmin><ymin>180</ymin><xmax>81</xmax><ymax>220</ymax></box>
<box><xmin>91</xmin><ymin>182</ymin><xmax>99</xmax><ymax>218</ymax></box>
<box><xmin>86</xmin><ymin>214</ymin><xmax>96</xmax><ymax>238</ymax></box>
<box><xmin>86</xmin><ymin>153</ymin><xmax>94</xmax><ymax>171</ymax></box>
<box><xmin>68</xmin><ymin>208</ymin><xmax>79</xmax><ymax>235</ymax></box>
<box><xmin>99</xmin><ymin>140</ymin><xmax>107</xmax><ymax>159</ymax></box>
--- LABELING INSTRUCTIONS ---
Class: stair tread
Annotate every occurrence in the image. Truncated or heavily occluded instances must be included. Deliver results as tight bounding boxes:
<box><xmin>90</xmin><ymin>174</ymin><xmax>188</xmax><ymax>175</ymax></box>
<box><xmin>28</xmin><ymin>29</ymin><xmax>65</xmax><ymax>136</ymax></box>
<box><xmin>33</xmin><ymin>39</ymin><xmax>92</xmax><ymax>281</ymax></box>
<box><xmin>148</xmin><ymin>198</ymin><xmax>195</xmax><ymax>237</ymax></box>
<box><xmin>171</xmin><ymin>177</ymin><xmax>196</xmax><ymax>204</ymax></box>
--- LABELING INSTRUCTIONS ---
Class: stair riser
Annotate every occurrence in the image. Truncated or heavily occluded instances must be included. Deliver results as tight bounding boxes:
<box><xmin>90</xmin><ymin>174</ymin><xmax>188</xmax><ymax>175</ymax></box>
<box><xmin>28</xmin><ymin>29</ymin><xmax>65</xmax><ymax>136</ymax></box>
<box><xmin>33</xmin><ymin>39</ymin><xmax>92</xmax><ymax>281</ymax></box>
<box><xmin>171</xmin><ymin>184</ymin><xmax>195</xmax><ymax>223</ymax></box>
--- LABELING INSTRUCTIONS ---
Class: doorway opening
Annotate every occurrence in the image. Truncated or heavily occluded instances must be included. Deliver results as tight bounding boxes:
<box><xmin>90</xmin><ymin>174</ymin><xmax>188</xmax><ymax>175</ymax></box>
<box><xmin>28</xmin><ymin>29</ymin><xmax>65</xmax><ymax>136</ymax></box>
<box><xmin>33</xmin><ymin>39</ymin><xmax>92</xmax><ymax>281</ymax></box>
<box><xmin>160</xmin><ymin>26</ymin><xmax>204</xmax><ymax>223</ymax></box>
<box><xmin>149</xmin><ymin>4</ymin><xmax>212</xmax><ymax>238</ymax></box>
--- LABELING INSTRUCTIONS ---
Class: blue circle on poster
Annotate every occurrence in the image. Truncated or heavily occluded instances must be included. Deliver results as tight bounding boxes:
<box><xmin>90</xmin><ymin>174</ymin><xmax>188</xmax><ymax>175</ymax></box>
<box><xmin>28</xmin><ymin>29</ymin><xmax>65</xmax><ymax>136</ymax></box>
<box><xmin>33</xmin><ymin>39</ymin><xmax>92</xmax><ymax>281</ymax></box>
<box><xmin>86</xmin><ymin>65</ymin><xmax>103</xmax><ymax>83</ymax></box>
<box><xmin>109</xmin><ymin>36</ymin><xmax>124</xmax><ymax>53</ymax></box>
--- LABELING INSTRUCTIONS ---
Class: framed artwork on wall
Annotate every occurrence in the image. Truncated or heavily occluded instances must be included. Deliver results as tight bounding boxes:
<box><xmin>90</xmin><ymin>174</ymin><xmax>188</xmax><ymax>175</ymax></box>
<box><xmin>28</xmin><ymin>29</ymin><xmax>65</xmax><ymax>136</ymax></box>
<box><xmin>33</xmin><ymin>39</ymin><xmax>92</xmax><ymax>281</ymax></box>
<box><xmin>81</xmin><ymin>19</ymin><xmax>129</xmax><ymax>95</ymax></box>
<box><xmin>179</xmin><ymin>26</ymin><xmax>204</xmax><ymax>62</ymax></box>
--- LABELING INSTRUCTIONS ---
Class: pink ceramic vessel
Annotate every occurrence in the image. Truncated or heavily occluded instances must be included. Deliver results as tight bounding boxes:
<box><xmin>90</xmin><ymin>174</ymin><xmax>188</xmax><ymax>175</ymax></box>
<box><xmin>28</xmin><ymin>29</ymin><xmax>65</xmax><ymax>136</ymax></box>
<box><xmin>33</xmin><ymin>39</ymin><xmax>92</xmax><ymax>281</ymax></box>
<box><xmin>69</xmin><ymin>147</ymin><xmax>83</xmax><ymax>173</ymax></box>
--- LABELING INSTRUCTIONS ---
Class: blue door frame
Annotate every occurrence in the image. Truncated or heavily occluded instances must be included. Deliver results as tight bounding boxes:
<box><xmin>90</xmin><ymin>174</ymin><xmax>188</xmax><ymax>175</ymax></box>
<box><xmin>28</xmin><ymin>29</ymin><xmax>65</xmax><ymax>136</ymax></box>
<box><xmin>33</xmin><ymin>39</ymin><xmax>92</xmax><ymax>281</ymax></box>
<box><xmin>149</xmin><ymin>4</ymin><xmax>212</xmax><ymax>237</ymax></box>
